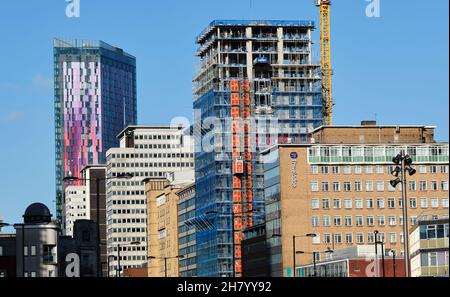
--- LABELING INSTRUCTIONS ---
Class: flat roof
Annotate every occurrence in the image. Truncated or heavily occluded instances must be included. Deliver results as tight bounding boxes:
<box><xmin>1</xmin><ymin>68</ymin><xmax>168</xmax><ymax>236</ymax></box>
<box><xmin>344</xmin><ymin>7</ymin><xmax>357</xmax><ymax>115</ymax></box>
<box><xmin>261</xmin><ymin>142</ymin><xmax>449</xmax><ymax>155</ymax></box>
<box><xmin>197</xmin><ymin>19</ymin><xmax>315</xmax><ymax>42</ymax></box>
<box><xmin>117</xmin><ymin>125</ymin><xmax>186</xmax><ymax>139</ymax></box>
<box><xmin>311</xmin><ymin>125</ymin><xmax>437</xmax><ymax>134</ymax></box>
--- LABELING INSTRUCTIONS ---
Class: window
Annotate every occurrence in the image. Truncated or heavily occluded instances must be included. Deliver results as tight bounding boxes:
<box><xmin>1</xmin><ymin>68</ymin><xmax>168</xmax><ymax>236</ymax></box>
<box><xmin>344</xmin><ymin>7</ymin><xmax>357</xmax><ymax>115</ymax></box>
<box><xmin>378</xmin><ymin>216</ymin><xmax>385</xmax><ymax>226</ymax></box>
<box><xmin>312</xmin><ymin>199</ymin><xmax>319</xmax><ymax>209</ymax></box>
<box><xmin>376</xmin><ymin>181</ymin><xmax>385</xmax><ymax>192</ymax></box>
<box><xmin>430</xmin><ymin>181</ymin><xmax>438</xmax><ymax>191</ymax></box>
<box><xmin>312</xmin><ymin>216</ymin><xmax>320</xmax><ymax>227</ymax></box>
<box><xmin>355</xmin><ymin>165</ymin><xmax>362</xmax><ymax>174</ymax></box>
<box><xmin>443</xmin><ymin>198</ymin><xmax>449</xmax><ymax>208</ymax></box>
<box><xmin>429</xmin><ymin>252</ymin><xmax>437</xmax><ymax>266</ymax></box>
<box><xmin>356</xmin><ymin>216</ymin><xmax>363</xmax><ymax>226</ymax></box>
<box><xmin>376</xmin><ymin>165</ymin><xmax>383</xmax><ymax>174</ymax></box>
<box><xmin>368</xmin><ymin>233</ymin><xmax>375</xmax><ymax>243</ymax></box>
<box><xmin>311</xmin><ymin>165</ymin><xmax>319</xmax><ymax>174</ymax></box>
<box><xmin>323</xmin><ymin>216</ymin><xmax>330</xmax><ymax>227</ymax></box>
<box><xmin>420</xmin><ymin>181</ymin><xmax>427</xmax><ymax>191</ymax></box>
<box><xmin>367</xmin><ymin>216</ymin><xmax>374</xmax><ymax>226</ymax></box>
<box><xmin>431</xmin><ymin>198</ymin><xmax>439</xmax><ymax>208</ymax></box>
<box><xmin>430</xmin><ymin>165</ymin><xmax>437</xmax><ymax>173</ymax></box>
<box><xmin>388</xmin><ymin>216</ymin><xmax>396</xmax><ymax>226</ymax></box>
<box><xmin>321</xmin><ymin>166</ymin><xmax>329</xmax><ymax>174</ymax></box>
<box><xmin>355</xmin><ymin>199</ymin><xmax>363</xmax><ymax>209</ymax></box>
<box><xmin>344</xmin><ymin>199</ymin><xmax>352</xmax><ymax>209</ymax></box>
<box><xmin>355</xmin><ymin>181</ymin><xmax>362</xmax><ymax>192</ymax></box>
<box><xmin>343</xmin><ymin>166</ymin><xmax>351</xmax><ymax>174</ymax></box>
<box><xmin>322</xmin><ymin>199</ymin><xmax>330</xmax><ymax>209</ymax></box>
<box><xmin>366</xmin><ymin>198</ymin><xmax>374</xmax><ymax>209</ymax></box>
<box><xmin>410</xmin><ymin>216</ymin><xmax>417</xmax><ymax>225</ymax></box>
<box><xmin>377</xmin><ymin>198</ymin><xmax>385</xmax><ymax>209</ymax></box>
<box><xmin>441</xmin><ymin>165</ymin><xmax>449</xmax><ymax>174</ymax></box>
<box><xmin>427</xmin><ymin>225</ymin><xmax>437</xmax><ymax>239</ymax></box>
<box><xmin>334</xmin><ymin>234</ymin><xmax>342</xmax><ymax>244</ymax></box>
<box><xmin>409</xmin><ymin>181</ymin><xmax>417</xmax><ymax>191</ymax></box>
<box><xmin>324</xmin><ymin>234</ymin><xmax>332</xmax><ymax>244</ymax></box>
<box><xmin>410</xmin><ymin>198</ymin><xmax>417</xmax><ymax>208</ymax></box>
<box><xmin>24</xmin><ymin>246</ymin><xmax>28</xmax><ymax>256</ymax></box>
<box><xmin>30</xmin><ymin>246</ymin><xmax>36</xmax><ymax>256</ymax></box>
<box><xmin>366</xmin><ymin>181</ymin><xmax>373</xmax><ymax>192</ymax></box>
<box><xmin>311</xmin><ymin>182</ymin><xmax>319</xmax><ymax>192</ymax></box>
<box><xmin>322</xmin><ymin>182</ymin><xmax>329</xmax><ymax>192</ymax></box>
<box><xmin>345</xmin><ymin>216</ymin><xmax>352</xmax><ymax>226</ymax></box>
<box><xmin>365</xmin><ymin>165</ymin><xmax>373</xmax><ymax>174</ymax></box>
<box><xmin>390</xmin><ymin>233</ymin><xmax>397</xmax><ymax>243</ymax></box>
<box><xmin>343</xmin><ymin>182</ymin><xmax>351</xmax><ymax>192</ymax></box>
<box><xmin>346</xmin><ymin>233</ymin><xmax>353</xmax><ymax>244</ymax></box>
<box><xmin>334</xmin><ymin>216</ymin><xmax>342</xmax><ymax>226</ymax></box>
<box><xmin>356</xmin><ymin>233</ymin><xmax>364</xmax><ymax>243</ymax></box>
<box><xmin>312</xmin><ymin>235</ymin><xmax>320</xmax><ymax>245</ymax></box>
<box><xmin>332</xmin><ymin>166</ymin><xmax>339</xmax><ymax>174</ymax></box>
<box><xmin>419</xmin><ymin>165</ymin><xmax>427</xmax><ymax>173</ymax></box>
<box><xmin>332</xmin><ymin>182</ymin><xmax>340</xmax><ymax>192</ymax></box>
<box><xmin>333</xmin><ymin>199</ymin><xmax>341</xmax><ymax>209</ymax></box>
<box><xmin>420</xmin><ymin>197</ymin><xmax>428</xmax><ymax>208</ymax></box>
<box><xmin>442</xmin><ymin>181</ymin><xmax>449</xmax><ymax>191</ymax></box>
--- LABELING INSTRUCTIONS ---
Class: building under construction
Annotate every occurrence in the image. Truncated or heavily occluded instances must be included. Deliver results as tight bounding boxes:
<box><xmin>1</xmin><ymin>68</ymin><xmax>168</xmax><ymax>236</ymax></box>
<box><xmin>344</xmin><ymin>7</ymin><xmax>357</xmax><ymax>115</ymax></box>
<box><xmin>192</xmin><ymin>20</ymin><xmax>323</xmax><ymax>277</ymax></box>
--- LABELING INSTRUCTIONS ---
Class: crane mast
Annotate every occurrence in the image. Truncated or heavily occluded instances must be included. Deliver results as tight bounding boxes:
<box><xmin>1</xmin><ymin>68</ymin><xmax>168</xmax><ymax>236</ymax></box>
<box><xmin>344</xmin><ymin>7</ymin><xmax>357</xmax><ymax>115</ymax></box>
<box><xmin>316</xmin><ymin>0</ymin><xmax>333</xmax><ymax>126</ymax></box>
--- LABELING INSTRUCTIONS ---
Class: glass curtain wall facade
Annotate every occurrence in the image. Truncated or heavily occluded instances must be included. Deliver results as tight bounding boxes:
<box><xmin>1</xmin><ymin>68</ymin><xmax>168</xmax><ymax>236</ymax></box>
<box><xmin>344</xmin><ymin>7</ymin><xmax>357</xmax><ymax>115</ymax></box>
<box><xmin>193</xmin><ymin>20</ymin><xmax>323</xmax><ymax>276</ymax></box>
<box><xmin>54</xmin><ymin>39</ymin><xmax>137</xmax><ymax>226</ymax></box>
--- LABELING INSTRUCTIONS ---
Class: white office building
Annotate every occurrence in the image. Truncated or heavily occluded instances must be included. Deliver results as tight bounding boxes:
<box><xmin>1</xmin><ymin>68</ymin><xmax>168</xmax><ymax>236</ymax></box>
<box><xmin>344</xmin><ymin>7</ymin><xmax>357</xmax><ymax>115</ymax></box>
<box><xmin>64</xmin><ymin>185</ymin><xmax>87</xmax><ymax>236</ymax></box>
<box><xmin>106</xmin><ymin>125</ymin><xmax>194</xmax><ymax>276</ymax></box>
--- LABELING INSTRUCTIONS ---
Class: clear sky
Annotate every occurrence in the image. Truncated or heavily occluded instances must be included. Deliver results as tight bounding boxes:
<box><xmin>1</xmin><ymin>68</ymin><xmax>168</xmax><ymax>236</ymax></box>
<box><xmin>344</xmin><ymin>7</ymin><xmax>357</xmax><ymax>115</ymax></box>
<box><xmin>0</xmin><ymin>0</ymin><xmax>448</xmax><ymax>230</ymax></box>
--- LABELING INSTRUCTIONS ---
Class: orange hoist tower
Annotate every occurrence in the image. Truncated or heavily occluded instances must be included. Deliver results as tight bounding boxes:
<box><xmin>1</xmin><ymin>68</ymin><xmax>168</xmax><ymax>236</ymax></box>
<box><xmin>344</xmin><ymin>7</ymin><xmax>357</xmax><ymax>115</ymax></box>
<box><xmin>315</xmin><ymin>0</ymin><xmax>333</xmax><ymax>126</ymax></box>
<box><xmin>230</xmin><ymin>67</ymin><xmax>253</xmax><ymax>277</ymax></box>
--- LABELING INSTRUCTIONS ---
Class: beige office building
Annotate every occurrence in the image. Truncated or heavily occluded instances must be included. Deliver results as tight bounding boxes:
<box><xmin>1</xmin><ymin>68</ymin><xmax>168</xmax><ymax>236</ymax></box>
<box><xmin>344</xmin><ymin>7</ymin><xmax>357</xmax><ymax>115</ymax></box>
<box><xmin>145</xmin><ymin>172</ymin><xmax>194</xmax><ymax>277</ymax></box>
<box><xmin>262</xmin><ymin>123</ymin><xmax>449</xmax><ymax>276</ymax></box>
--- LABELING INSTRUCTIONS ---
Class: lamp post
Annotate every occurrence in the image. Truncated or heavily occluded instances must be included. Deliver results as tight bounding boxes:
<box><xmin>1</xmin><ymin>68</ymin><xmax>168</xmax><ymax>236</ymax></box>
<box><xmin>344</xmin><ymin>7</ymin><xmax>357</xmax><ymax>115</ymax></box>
<box><xmin>374</xmin><ymin>230</ymin><xmax>385</xmax><ymax>277</ymax></box>
<box><xmin>148</xmin><ymin>255</ymin><xmax>185</xmax><ymax>277</ymax></box>
<box><xmin>64</xmin><ymin>172</ymin><xmax>133</xmax><ymax>277</ymax></box>
<box><xmin>390</xmin><ymin>151</ymin><xmax>416</xmax><ymax>277</ymax></box>
<box><xmin>116</xmin><ymin>241</ymin><xmax>140</xmax><ymax>277</ymax></box>
<box><xmin>389</xmin><ymin>250</ymin><xmax>396</xmax><ymax>277</ymax></box>
<box><xmin>292</xmin><ymin>233</ymin><xmax>316</xmax><ymax>277</ymax></box>
<box><xmin>297</xmin><ymin>249</ymin><xmax>333</xmax><ymax>277</ymax></box>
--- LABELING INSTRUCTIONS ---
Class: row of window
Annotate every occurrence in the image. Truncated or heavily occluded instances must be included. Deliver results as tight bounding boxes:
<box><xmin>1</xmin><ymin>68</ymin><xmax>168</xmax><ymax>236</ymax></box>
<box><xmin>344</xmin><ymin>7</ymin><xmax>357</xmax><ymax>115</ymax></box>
<box><xmin>111</xmin><ymin>162</ymin><xmax>194</xmax><ymax>168</ymax></box>
<box><xmin>311</xmin><ymin>197</ymin><xmax>449</xmax><ymax>210</ymax></box>
<box><xmin>134</xmin><ymin>144</ymin><xmax>182</xmax><ymax>149</ymax></box>
<box><xmin>110</xmin><ymin>199</ymin><xmax>146</xmax><ymax>205</ymax></box>
<box><xmin>311</xmin><ymin>165</ymin><xmax>449</xmax><ymax>175</ymax></box>
<box><xmin>109</xmin><ymin>227</ymin><xmax>146</xmax><ymax>234</ymax></box>
<box><xmin>312</xmin><ymin>232</ymin><xmax>405</xmax><ymax>245</ymax></box>
<box><xmin>311</xmin><ymin>180</ymin><xmax>449</xmax><ymax>192</ymax></box>
<box><xmin>109</xmin><ymin>152</ymin><xmax>193</xmax><ymax>159</ymax></box>
<box><xmin>134</xmin><ymin>134</ymin><xmax>181</xmax><ymax>140</ymax></box>
<box><xmin>109</xmin><ymin>236</ymin><xmax>146</xmax><ymax>243</ymax></box>
<box><xmin>109</xmin><ymin>218</ymin><xmax>146</xmax><ymax>224</ymax></box>
<box><xmin>111</xmin><ymin>209</ymin><xmax>146</xmax><ymax>215</ymax></box>
<box><xmin>419</xmin><ymin>223</ymin><xmax>449</xmax><ymax>240</ymax></box>
<box><xmin>310</xmin><ymin>214</ymin><xmax>447</xmax><ymax>228</ymax></box>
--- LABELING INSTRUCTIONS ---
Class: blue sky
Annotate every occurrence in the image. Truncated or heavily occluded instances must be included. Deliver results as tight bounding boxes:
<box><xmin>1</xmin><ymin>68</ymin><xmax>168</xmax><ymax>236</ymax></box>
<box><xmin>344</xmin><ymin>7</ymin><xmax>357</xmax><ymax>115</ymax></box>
<box><xmin>0</xmin><ymin>0</ymin><xmax>448</xmax><ymax>229</ymax></box>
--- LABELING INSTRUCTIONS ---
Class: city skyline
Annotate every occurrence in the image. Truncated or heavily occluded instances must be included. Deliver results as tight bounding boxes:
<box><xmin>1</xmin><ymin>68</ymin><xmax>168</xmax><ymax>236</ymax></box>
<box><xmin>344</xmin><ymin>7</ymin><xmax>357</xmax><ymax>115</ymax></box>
<box><xmin>0</xmin><ymin>0</ymin><xmax>448</xmax><ymax>230</ymax></box>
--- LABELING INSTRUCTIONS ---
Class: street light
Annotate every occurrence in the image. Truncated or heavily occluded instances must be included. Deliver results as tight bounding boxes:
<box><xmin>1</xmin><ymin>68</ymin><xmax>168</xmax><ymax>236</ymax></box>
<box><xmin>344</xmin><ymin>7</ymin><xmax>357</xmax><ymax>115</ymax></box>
<box><xmin>292</xmin><ymin>233</ymin><xmax>317</xmax><ymax>277</ymax></box>
<box><xmin>389</xmin><ymin>250</ymin><xmax>396</xmax><ymax>277</ymax></box>
<box><xmin>116</xmin><ymin>241</ymin><xmax>141</xmax><ymax>277</ymax></box>
<box><xmin>374</xmin><ymin>230</ymin><xmax>385</xmax><ymax>277</ymax></box>
<box><xmin>390</xmin><ymin>151</ymin><xmax>416</xmax><ymax>277</ymax></box>
<box><xmin>63</xmin><ymin>172</ymin><xmax>133</xmax><ymax>277</ymax></box>
<box><xmin>148</xmin><ymin>255</ymin><xmax>185</xmax><ymax>277</ymax></box>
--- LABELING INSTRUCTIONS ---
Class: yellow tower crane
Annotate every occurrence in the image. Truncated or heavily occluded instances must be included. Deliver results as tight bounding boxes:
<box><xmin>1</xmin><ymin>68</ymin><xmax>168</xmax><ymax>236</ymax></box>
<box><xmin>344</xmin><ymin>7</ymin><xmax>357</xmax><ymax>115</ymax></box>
<box><xmin>315</xmin><ymin>0</ymin><xmax>333</xmax><ymax>126</ymax></box>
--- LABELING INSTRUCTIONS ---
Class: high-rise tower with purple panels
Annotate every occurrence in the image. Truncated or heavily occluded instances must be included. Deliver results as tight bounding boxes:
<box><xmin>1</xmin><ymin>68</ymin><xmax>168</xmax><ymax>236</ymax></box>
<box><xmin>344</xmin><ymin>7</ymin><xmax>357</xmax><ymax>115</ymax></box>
<box><xmin>54</xmin><ymin>39</ymin><xmax>137</xmax><ymax>227</ymax></box>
